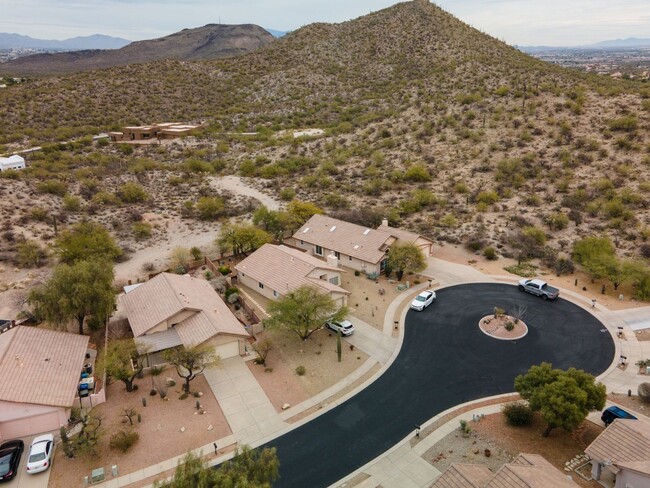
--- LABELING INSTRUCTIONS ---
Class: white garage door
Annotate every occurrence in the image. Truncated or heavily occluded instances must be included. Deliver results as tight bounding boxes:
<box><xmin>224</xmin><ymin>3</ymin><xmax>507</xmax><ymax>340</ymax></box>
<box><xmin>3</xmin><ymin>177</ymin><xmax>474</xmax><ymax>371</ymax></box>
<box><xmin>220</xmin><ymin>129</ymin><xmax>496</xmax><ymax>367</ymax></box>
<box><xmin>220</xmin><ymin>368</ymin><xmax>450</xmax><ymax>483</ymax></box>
<box><xmin>0</xmin><ymin>411</ymin><xmax>60</xmax><ymax>439</ymax></box>
<box><xmin>214</xmin><ymin>340</ymin><xmax>240</xmax><ymax>359</ymax></box>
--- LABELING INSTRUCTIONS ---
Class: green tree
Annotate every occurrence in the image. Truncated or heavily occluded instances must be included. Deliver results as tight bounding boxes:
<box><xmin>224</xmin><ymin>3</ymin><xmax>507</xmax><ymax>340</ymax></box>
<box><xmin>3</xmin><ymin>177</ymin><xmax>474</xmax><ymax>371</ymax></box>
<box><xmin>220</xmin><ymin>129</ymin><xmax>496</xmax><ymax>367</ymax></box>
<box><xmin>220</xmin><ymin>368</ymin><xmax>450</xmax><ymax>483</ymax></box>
<box><xmin>216</xmin><ymin>223</ymin><xmax>272</xmax><ymax>256</ymax></box>
<box><xmin>196</xmin><ymin>196</ymin><xmax>225</xmax><ymax>220</ymax></box>
<box><xmin>514</xmin><ymin>362</ymin><xmax>606</xmax><ymax>437</ymax></box>
<box><xmin>252</xmin><ymin>205</ymin><xmax>286</xmax><ymax>240</ymax></box>
<box><xmin>28</xmin><ymin>259</ymin><xmax>115</xmax><ymax>335</ymax></box>
<box><xmin>387</xmin><ymin>242</ymin><xmax>427</xmax><ymax>281</ymax></box>
<box><xmin>284</xmin><ymin>200</ymin><xmax>324</xmax><ymax>231</ymax></box>
<box><xmin>265</xmin><ymin>285</ymin><xmax>347</xmax><ymax>340</ymax></box>
<box><xmin>56</xmin><ymin>221</ymin><xmax>121</xmax><ymax>264</ymax></box>
<box><xmin>155</xmin><ymin>446</ymin><xmax>279</xmax><ymax>488</ymax></box>
<box><xmin>99</xmin><ymin>339</ymin><xmax>146</xmax><ymax>392</ymax></box>
<box><xmin>572</xmin><ymin>236</ymin><xmax>615</xmax><ymax>267</ymax></box>
<box><xmin>162</xmin><ymin>345</ymin><xmax>220</xmax><ymax>393</ymax></box>
<box><xmin>572</xmin><ymin>236</ymin><xmax>634</xmax><ymax>290</ymax></box>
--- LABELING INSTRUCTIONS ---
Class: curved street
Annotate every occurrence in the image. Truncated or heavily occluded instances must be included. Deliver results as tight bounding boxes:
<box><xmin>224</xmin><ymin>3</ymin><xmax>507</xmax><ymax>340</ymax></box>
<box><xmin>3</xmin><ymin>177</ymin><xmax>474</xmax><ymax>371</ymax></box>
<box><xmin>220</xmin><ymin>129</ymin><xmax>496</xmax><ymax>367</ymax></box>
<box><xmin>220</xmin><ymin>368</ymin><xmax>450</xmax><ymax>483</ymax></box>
<box><xmin>264</xmin><ymin>283</ymin><xmax>615</xmax><ymax>488</ymax></box>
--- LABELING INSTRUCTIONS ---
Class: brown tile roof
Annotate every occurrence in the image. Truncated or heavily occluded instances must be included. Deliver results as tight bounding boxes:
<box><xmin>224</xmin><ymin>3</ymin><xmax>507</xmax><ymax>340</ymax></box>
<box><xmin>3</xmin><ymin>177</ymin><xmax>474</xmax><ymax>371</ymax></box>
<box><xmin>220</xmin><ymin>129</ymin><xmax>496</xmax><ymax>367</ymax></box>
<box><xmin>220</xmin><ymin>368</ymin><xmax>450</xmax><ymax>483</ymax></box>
<box><xmin>377</xmin><ymin>224</ymin><xmax>432</xmax><ymax>245</ymax></box>
<box><xmin>121</xmin><ymin>273</ymin><xmax>249</xmax><ymax>350</ymax></box>
<box><xmin>293</xmin><ymin>215</ymin><xmax>395</xmax><ymax>264</ymax></box>
<box><xmin>585</xmin><ymin>418</ymin><xmax>650</xmax><ymax>472</ymax></box>
<box><xmin>486</xmin><ymin>454</ymin><xmax>578</xmax><ymax>488</ymax></box>
<box><xmin>234</xmin><ymin>244</ymin><xmax>350</xmax><ymax>297</ymax></box>
<box><xmin>0</xmin><ymin>327</ymin><xmax>88</xmax><ymax>408</ymax></box>
<box><xmin>615</xmin><ymin>460</ymin><xmax>650</xmax><ymax>475</ymax></box>
<box><xmin>431</xmin><ymin>464</ymin><xmax>493</xmax><ymax>488</ymax></box>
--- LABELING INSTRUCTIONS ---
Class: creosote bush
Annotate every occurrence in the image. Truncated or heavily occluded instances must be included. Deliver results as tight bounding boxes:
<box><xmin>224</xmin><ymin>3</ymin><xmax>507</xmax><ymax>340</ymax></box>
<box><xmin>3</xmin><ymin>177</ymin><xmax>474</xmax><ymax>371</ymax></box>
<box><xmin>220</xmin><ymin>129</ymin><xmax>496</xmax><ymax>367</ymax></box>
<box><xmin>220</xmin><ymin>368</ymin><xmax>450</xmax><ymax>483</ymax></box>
<box><xmin>502</xmin><ymin>401</ymin><xmax>534</xmax><ymax>426</ymax></box>
<box><xmin>109</xmin><ymin>430</ymin><xmax>139</xmax><ymax>452</ymax></box>
<box><xmin>295</xmin><ymin>365</ymin><xmax>306</xmax><ymax>376</ymax></box>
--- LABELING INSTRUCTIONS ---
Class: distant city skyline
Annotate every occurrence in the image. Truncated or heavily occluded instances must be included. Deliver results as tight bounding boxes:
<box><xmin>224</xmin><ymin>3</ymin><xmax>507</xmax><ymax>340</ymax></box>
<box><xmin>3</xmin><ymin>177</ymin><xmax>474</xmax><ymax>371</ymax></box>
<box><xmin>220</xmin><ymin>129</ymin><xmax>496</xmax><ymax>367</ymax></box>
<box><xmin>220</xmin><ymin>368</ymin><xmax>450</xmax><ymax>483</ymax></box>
<box><xmin>0</xmin><ymin>0</ymin><xmax>648</xmax><ymax>47</ymax></box>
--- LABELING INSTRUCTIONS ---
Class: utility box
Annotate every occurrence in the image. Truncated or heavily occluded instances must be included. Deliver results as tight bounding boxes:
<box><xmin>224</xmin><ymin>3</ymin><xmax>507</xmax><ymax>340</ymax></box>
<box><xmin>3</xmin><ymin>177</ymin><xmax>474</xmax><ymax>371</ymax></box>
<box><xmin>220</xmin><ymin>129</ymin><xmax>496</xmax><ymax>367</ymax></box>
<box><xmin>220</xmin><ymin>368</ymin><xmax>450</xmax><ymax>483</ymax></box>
<box><xmin>91</xmin><ymin>467</ymin><xmax>105</xmax><ymax>484</ymax></box>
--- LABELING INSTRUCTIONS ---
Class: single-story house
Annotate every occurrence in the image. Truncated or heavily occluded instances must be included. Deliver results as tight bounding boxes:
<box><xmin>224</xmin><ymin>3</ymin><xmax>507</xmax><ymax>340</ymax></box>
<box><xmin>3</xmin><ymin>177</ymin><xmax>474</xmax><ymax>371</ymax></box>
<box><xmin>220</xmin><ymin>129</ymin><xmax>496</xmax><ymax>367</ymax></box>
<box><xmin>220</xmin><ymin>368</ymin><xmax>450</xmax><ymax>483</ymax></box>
<box><xmin>121</xmin><ymin>273</ymin><xmax>250</xmax><ymax>365</ymax></box>
<box><xmin>234</xmin><ymin>244</ymin><xmax>350</xmax><ymax>307</ymax></box>
<box><xmin>377</xmin><ymin>218</ymin><xmax>434</xmax><ymax>257</ymax></box>
<box><xmin>109</xmin><ymin>122</ymin><xmax>199</xmax><ymax>142</ymax></box>
<box><xmin>585</xmin><ymin>418</ymin><xmax>650</xmax><ymax>487</ymax></box>
<box><xmin>0</xmin><ymin>326</ymin><xmax>89</xmax><ymax>441</ymax></box>
<box><xmin>288</xmin><ymin>214</ymin><xmax>433</xmax><ymax>276</ymax></box>
<box><xmin>0</xmin><ymin>155</ymin><xmax>26</xmax><ymax>172</ymax></box>
<box><xmin>432</xmin><ymin>453</ymin><xmax>579</xmax><ymax>487</ymax></box>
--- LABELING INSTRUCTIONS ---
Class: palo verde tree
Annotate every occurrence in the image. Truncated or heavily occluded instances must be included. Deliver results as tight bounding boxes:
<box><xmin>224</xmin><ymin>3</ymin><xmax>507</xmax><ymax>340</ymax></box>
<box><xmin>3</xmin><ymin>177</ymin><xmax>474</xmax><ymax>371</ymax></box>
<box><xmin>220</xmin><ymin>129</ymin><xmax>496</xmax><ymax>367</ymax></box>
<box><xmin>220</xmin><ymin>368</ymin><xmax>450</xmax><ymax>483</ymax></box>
<box><xmin>387</xmin><ymin>242</ymin><xmax>427</xmax><ymax>281</ymax></box>
<box><xmin>216</xmin><ymin>223</ymin><xmax>272</xmax><ymax>256</ymax></box>
<box><xmin>265</xmin><ymin>285</ymin><xmax>347</xmax><ymax>340</ymax></box>
<box><xmin>573</xmin><ymin>236</ymin><xmax>638</xmax><ymax>291</ymax></box>
<box><xmin>283</xmin><ymin>199</ymin><xmax>324</xmax><ymax>232</ymax></box>
<box><xmin>99</xmin><ymin>339</ymin><xmax>147</xmax><ymax>392</ymax></box>
<box><xmin>514</xmin><ymin>362</ymin><xmax>606</xmax><ymax>437</ymax></box>
<box><xmin>155</xmin><ymin>445</ymin><xmax>279</xmax><ymax>488</ymax></box>
<box><xmin>56</xmin><ymin>220</ymin><xmax>122</xmax><ymax>264</ymax></box>
<box><xmin>28</xmin><ymin>259</ymin><xmax>116</xmax><ymax>335</ymax></box>
<box><xmin>162</xmin><ymin>345</ymin><xmax>220</xmax><ymax>393</ymax></box>
<box><xmin>252</xmin><ymin>205</ymin><xmax>286</xmax><ymax>241</ymax></box>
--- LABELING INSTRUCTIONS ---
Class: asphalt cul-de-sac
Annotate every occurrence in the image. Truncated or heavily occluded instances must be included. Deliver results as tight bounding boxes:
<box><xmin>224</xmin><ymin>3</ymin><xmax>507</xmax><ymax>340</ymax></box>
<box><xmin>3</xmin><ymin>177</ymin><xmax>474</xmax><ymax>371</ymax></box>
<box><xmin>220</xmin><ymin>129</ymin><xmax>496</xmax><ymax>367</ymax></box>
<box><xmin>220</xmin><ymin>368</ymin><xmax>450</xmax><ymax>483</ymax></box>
<box><xmin>262</xmin><ymin>283</ymin><xmax>615</xmax><ymax>488</ymax></box>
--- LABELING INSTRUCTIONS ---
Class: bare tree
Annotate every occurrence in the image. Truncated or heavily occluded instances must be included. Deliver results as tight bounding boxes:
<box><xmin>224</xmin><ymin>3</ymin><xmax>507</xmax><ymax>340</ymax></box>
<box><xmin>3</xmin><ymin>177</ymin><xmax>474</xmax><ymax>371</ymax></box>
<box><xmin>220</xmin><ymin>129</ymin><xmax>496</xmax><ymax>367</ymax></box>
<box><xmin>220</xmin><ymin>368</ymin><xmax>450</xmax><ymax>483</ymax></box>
<box><xmin>252</xmin><ymin>337</ymin><xmax>273</xmax><ymax>366</ymax></box>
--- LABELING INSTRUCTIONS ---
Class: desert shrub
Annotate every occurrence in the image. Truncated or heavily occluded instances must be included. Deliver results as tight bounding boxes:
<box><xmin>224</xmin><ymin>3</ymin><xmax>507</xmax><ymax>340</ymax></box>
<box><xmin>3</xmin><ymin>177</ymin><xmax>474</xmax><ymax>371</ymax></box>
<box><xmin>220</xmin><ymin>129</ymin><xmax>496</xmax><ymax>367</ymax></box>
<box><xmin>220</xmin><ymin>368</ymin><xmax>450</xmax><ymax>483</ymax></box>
<box><xmin>554</xmin><ymin>257</ymin><xmax>575</xmax><ymax>276</ymax></box>
<box><xmin>92</xmin><ymin>191</ymin><xmax>120</xmax><ymax>205</ymax></box>
<box><xmin>16</xmin><ymin>240</ymin><xmax>48</xmax><ymax>267</ymax></box>
<box><xmin>196</xmin><ymin>196</ymin><xmax>225</xmax><ymax>220</ymax></box>
<box><xmin>109</xmin><ymin>430</ymin><xmax>139</xmax><ymax>453</ymax></box>
<box><xmin>476</xmin><ymin>191</ymin><xmax>499</xmax><ymax>205</ymax></box>
<box><xmin>279</xmin><ymin>188</ymin><xmax>296</xmax><ymax>201</ymax></box>
<box><xmin>63</xmin><ymin>195</ymin><xmax>81</xmax><ymax>212</ymax></box>
<box><xmin>404</xmin><ymin>164</ymin><xmax>431</xmax><ymax>182</ymax></box>
<box><xmin>607</xmin><ymin>115</ymin><xmax>638</xmax><ymax>132</ymax></box>
<box><xmin>483</xmin><ymin>247</ymin><xmax>498</xmax><ymax>260</ymax></box>
<box><xmin>465</xmin><ymin>235</ymin><xmax>486</xmax><ymax>252</ymax></box>
<box><xmin>37</xmin><ymin>179</ymin><xmax>67</xmax><ymax>196</ymax></box>
<box><xmin>30</xmin><ymin>207</ymin><xmax>49</xmax><ymax>222</ymax></box>
<box><xmin>545</xmin><ymin>212</ymin><xmax>569</xmax><ymax>231</ymax></box>
<box><xmin>190</xmin><ymin>247</ymin><xmax>202</xmax><ymax>261</ymax></box>
<box><xmin>218</xmin><ymin>266</ymin><xmax>231</xmax><ymax>275</ymax></box>
<box><xmin>638</xmin><ymin>383</ymin><xmax>650</xmax><ymax>403</ymax></box>
<box><xmin>504</xmin><ymin>262</ymin><xmax>537</xmax><ymax>277</ymax></box>
<box><xmin>504</xmin><ymin>322</ymin><xmax>515</xmax><ymax>331</ymax></box>
<box><xmin>119</xmin><ymin>182</ymin><xmax>149</xmax><ymax>203</ymax></box>
<box><xmin>0</xmin><ymin>169</ymin><xmax>20</xmax><ymax>180</ymax></box>
<box><xmin>185</xmin><ymin>158</ymin><xmax>214</xmax><ymax>173</ymax></box>
<box><xmin>502</xmin><ymin>401</ymin><xmax>534</xmax><ymax>426</ymax></box>
<box><xmin>132</xmin><ymin>222</ymin><xmax>152</xmax><ymax>240</ymax></box>
<box><xmin>440</xmin><ymin>214</ymin><xmax>458</xmax><ymax>228</ymax></box>
<box><xmin>295</xmin><ymin>365</ymin><xmax>306</xmax><ymax>376</ymax></box>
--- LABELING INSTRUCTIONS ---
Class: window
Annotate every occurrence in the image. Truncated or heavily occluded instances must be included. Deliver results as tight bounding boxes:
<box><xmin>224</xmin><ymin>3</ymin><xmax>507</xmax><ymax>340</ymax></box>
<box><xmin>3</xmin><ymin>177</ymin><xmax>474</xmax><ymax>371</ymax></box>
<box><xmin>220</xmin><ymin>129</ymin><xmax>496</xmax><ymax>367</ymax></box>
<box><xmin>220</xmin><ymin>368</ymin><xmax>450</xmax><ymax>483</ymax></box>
<box><xmin>300</xmin><ymin>240</ymin><xmax>304</xmax><ymax>245</ymax></box>
<box><xmin>329</xmin><ymin>276</ymin><xmax>339</xmax><ymax>285</ymax></box>
<box><xmin>334</xmin><ymin>251</ymin><xmax>340</xmax><ymax>259</ymax></box>
<box><xmin>315</xmin><ymin>245</ymin><xmax>323</xmax><ymax>256</ymax></box>
<box><xmin>273</xmin><ymin>290</ymin><xmax>278</xmax><ymax>297</ymax></box>
<box><xmin>349</xmin><ymin>256</ymin><xmax>353</xmax><ymax>261</ymax></box>
<box><xmin>258</xmin><ymin>282</ymin><xmax>264</xmax><ymax>289</ymax></box>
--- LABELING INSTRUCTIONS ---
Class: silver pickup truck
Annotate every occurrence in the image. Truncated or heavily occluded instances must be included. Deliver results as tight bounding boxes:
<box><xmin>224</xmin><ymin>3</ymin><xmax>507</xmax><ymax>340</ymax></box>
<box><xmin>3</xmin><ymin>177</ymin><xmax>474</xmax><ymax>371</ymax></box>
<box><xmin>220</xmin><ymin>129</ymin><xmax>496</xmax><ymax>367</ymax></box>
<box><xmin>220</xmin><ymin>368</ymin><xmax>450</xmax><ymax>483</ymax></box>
<box><xmin>518</xmin><ymin>279</ymin><xmax>560</xmax><ymax>300</ymax></box>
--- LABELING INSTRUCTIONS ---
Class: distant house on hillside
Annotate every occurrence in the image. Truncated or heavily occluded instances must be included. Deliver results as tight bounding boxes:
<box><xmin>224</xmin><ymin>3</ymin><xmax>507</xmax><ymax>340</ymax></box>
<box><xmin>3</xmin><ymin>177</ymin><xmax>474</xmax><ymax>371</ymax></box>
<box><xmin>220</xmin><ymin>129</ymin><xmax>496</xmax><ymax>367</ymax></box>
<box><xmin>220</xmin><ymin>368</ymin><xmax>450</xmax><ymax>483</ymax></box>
<box><xmin>585</xmin><ymin>417</ymin><xmax>650</xmax><ymax>487</ymax></box>
<box><xmin>0</xmin><ymin>155</ymin><xmax>25</xmax><ymax>171</ymax></box>
<box><xmin>121</xmin><ymin>273</ymin><xmax>250</xmax><ymax>366</ymax></box>
<box><xmin>109</xmin><ymin>122</ymin><xmax>199</xmax><ymax>142</ymax></box>
<box><xmin>432</xmin><ymin>453</ymin><xmax>579</xmax><ymax>487</ymax></box>
<box><xmin>0</xmin><ymin>327</ymin><xmax>89</xmax><ymax>441</ymax></box>
<box><xmin>234</xmin><ymin>244</ymin><xmax>350</xmax><ymax>307</ymax></box>
<box><xmin>287</xmin><ymin>214</ymin><xmax>432</xmax><ymax>276</ymax></box>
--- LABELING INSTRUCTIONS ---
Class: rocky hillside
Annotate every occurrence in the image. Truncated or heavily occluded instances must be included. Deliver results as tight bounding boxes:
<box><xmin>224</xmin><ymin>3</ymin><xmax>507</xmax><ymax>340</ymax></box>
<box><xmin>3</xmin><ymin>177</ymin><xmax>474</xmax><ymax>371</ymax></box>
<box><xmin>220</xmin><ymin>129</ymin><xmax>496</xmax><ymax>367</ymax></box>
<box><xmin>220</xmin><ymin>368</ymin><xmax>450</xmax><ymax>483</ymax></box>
<box><xmin>0</xmin><ymin>0</ymin><xmax>648</xmax><ymax>277</ymax></box>
<box><xmin>0</xmin><ymin>24</ymin><xmax>274</xmax><ymax>75</ymax></box>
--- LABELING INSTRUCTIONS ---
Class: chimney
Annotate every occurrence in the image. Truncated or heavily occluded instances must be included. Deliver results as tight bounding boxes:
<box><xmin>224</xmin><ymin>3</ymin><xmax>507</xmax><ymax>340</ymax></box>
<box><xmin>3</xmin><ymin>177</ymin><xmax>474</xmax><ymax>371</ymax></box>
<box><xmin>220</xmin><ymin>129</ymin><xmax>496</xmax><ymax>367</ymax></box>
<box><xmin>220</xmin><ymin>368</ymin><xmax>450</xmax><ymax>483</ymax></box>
<box><xmin>382</xmin><ymin>218</ymin><xmax>388</xmax><ymax>227</ymax></box>
<box><xmin>327</xmin><ymin>252</ymin><xmax>339</xmax><ymax>268</ymax></box>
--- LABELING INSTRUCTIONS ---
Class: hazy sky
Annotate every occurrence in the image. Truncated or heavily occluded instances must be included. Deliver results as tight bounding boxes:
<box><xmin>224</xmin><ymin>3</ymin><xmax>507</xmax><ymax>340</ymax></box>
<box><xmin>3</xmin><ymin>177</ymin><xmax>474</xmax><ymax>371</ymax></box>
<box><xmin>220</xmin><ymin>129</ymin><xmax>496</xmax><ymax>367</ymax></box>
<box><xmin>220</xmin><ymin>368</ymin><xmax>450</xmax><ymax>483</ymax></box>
<box><xmin>1</xmin><ymin>0</ymin><xmax>648</xmax><ymax>46</ymax></box>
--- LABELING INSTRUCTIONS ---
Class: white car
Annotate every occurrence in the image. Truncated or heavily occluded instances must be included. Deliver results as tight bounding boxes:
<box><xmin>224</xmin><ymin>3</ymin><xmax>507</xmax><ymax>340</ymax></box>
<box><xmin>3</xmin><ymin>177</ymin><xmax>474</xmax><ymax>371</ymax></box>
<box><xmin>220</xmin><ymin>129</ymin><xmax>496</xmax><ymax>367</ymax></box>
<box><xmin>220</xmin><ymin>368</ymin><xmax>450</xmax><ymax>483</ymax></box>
<box><xmin>25</xmin><ymin>434</ymin><xmax>54</xmax><ymax>474</ymax></box>
<box><xmin>410</xmin><ymin>290</ymin><xmax>436</xmax><ymax>311</ymax></box>
<box><xmin>325</xmin><ymin>319</ymin><xmax>355</xmax><ymax>336</ymax></box>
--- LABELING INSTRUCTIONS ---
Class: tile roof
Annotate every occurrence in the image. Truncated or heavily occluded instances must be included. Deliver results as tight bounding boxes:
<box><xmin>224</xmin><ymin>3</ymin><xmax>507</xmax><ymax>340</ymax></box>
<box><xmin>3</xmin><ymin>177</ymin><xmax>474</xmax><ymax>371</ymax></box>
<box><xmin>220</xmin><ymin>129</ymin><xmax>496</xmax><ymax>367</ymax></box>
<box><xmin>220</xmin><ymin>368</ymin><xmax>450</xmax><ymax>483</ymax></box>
<box><xmin>585</xmin><ymin>418</ymin><xmax>650</xmax><ymax>472</ymax></box>
<box><xmin>0</xmin><ymin>327</ymin><xmax>89</xmax><ymax>407</ymax></box>
<box><xmin>234</xmin><ymin>244</ymin><xmax>350</xmax><ymax>297</ymax></box>
<box><xmin>121</xmin><ymin>273</ymin><xmax>249</xmax><ymax>349</ymax></box>
<box><xmin>377</xmin><ymin>224</ymin><xmax>432</xmax><ymax>245</ymax></box>
<box><xmin>431</xmin><ymin>463</ymin><xmax>493</xmax><ymax>488</ymax></box>
<box><xmin>293</xmin><ymin>214</ymin><xmax>395</xmax><ymax>264</ymax></box>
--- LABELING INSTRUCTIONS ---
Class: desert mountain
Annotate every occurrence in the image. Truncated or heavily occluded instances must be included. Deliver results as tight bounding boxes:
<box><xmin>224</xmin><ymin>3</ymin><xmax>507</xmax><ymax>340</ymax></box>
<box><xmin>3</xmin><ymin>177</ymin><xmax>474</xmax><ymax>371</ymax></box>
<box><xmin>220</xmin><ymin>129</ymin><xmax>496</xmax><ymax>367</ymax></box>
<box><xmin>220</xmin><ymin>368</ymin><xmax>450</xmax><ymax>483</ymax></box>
<box><xmin>0</xmin><ymin>33</ymin><xmax>131</xmax><ymax>50</ymax></box>
<box><xmin>0</xmin><ymin>0</ymin><xmax>647</xmax><ymax>275</ymax></box>
<box><xmin>0</xmin><ymin>23</ymin><xmax>274</xmax><ymax>75</ymax></box>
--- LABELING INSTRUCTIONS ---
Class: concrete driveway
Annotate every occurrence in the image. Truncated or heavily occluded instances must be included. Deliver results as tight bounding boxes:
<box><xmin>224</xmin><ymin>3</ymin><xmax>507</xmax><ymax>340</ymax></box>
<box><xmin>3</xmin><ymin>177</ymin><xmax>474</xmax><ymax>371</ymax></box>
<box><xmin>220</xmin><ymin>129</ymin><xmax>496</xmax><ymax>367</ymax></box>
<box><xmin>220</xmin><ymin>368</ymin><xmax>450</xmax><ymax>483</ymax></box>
<box><xmin>2</xmin><ymin>434</ymin><xmax>51</xmax><ymax>488</ymax></box>
<box><xmin>260</xmin><ymin>283</ymin><xmax>615</xmax><ymax>488</ymax></box>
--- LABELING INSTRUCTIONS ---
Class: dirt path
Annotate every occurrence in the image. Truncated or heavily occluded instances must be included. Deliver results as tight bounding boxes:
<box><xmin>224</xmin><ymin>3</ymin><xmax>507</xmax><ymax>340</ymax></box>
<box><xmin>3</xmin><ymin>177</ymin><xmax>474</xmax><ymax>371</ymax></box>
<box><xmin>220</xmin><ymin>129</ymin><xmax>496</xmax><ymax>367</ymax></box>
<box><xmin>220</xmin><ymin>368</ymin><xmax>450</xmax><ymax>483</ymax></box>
<box><xmin>207</xmin><ymin>175</ymin><xmax>281</xmax><ymax>211</ymax></box>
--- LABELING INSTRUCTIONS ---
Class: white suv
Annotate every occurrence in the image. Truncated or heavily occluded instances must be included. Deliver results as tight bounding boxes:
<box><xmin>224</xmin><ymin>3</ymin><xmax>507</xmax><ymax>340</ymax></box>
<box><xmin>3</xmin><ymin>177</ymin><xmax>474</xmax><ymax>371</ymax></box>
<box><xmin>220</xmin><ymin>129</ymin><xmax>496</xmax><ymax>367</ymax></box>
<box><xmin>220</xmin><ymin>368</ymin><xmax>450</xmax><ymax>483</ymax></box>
<box><xmin>325</xmin><ymin>319</ymin><xmax>355</xmax><ymax>336</ymax></box>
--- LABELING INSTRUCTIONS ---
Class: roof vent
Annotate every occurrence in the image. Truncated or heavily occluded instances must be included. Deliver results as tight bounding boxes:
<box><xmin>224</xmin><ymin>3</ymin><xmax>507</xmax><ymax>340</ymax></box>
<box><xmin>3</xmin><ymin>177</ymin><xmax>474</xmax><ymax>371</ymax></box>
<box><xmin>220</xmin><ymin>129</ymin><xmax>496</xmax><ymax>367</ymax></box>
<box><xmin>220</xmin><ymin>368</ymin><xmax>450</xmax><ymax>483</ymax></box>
<box><xmin>329</xmin><ymin>225</ymin><xmax>337</xmax><ymax>232</ymax></box>
<box><xmin>363</xmin><ymin>229</ymin><xmax>371</xmax><ymax>235</ymax></box>
<box><xmin>353</xmin><ymin>245</ymin><xmax>360</xmax><ymax>250</ymax></box>
<box><xmin>302</xmin><ymin>227</ymin><xmax>310</xmax><ymax>233</ymax></box>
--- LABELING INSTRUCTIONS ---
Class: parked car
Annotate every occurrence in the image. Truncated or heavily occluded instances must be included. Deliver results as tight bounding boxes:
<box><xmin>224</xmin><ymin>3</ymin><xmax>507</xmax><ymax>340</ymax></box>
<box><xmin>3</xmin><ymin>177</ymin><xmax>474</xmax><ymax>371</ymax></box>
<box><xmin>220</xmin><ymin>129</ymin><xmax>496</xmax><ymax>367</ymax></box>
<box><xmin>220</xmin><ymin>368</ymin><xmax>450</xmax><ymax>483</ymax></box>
<box><xmin>0</xmin><ymin>439</ymin><xmax>24</xmax><ymax>482</ymax></box>
<box><xmin>601</xmin><ymin>405</ymin><xmax>637</xmax><ymax>426</ymax></box>
<box><xmin>26</xmin><ymin>434</ymin><xmax>54</xmax><ymax>474</ymax></box>
<box><xmin>410</xmin><ymin>290</ymin><xmax>436</xmax><ymax>311</ymax></box>
<box><xmin>517</xmin><ymin>279</ymin><xmax>560</xmax><ymax>300</ymax></box>
<box><xmin>325</xmin><ymin>319</ymin><xmax>355</xmax><ymax>336</ymax></box>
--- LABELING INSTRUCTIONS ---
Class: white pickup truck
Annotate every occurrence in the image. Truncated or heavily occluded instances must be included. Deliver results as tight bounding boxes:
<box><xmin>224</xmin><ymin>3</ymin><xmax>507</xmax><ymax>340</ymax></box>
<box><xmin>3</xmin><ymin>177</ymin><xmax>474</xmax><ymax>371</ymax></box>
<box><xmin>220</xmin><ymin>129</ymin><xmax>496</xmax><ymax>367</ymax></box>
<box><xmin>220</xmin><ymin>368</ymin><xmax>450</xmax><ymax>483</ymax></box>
<box><xmin>518</xmin><ymin>279</ymin><xmax>560</xmax><ymax>300</ymax></box>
